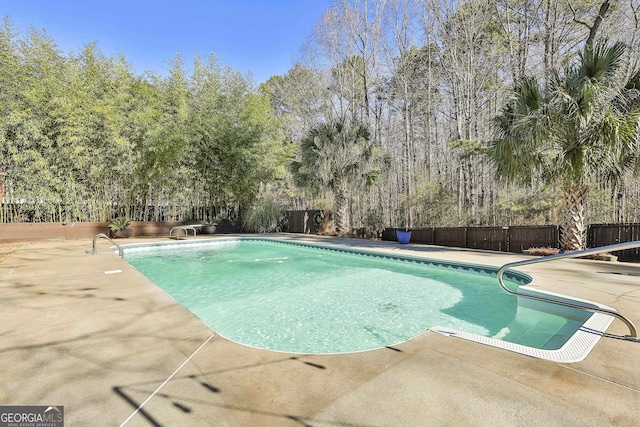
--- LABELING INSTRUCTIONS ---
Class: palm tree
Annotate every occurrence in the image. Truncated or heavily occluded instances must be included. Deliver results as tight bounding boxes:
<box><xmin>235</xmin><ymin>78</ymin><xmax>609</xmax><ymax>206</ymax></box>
<box><xmin>291</xmin><ymin>119</ymin><xmax>387</xmax><ymax>232</ymax></box>
<box><xmin>491</xmin><ymin>42</ymin><xmax>640</xmax><ymax>251</ymax></box>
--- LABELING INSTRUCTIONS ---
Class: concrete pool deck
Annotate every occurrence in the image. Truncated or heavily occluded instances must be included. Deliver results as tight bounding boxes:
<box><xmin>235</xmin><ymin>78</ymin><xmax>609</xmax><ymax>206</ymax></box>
<box><xmin>0</xmin><ymin>235</ymin><xmax>638</xmax><ymax>426</ymax></box>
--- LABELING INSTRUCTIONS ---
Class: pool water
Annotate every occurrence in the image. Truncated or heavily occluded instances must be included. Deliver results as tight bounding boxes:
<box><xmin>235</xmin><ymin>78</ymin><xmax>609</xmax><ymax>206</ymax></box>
<box><xmin>124</xmin><ymin>239</ymin><xmax>592</xmax><ymax>354</ymax></box>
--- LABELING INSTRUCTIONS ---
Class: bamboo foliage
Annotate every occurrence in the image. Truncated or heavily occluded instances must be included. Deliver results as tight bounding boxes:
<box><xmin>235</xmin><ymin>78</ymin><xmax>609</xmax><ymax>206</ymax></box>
<box><xmin>0</xmin><ymin>19</ymin><xmax>288</xmax><ymax>223</ymax></box>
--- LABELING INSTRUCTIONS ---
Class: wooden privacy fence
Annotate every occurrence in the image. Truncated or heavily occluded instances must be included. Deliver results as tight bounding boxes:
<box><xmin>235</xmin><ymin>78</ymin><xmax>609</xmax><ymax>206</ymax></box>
<box><xmin>3</xmin><ymin>214</ymin><xmax>640</xmax><ymax>262</ymax></box>
<box><xmin>0</xmin><ymin>220</ymin><xmax>244</xmax><ymax>242</ymax></box>
<box><xmin>588</xmin><ymin>223</ymin><xmax>640</xmax><ymax>262</ymax></box>
<box><xmin>382</xmin><ymin>225</ymin><xmax>559</xmax><ymax>253</ymax></box>
<box><xmin>382</xmin><ymin>224</ymin><xmax>640</xmax><ymax>262</ymax></box>
<box><xmin>0</xmin><ymin>221</ymin><xmax>183</xmax><ymax>242</ymax></box>
<box><xmin>286</xmin><ymin>210</ymin><xmax>333</xmax><ymax>234</ymax></box>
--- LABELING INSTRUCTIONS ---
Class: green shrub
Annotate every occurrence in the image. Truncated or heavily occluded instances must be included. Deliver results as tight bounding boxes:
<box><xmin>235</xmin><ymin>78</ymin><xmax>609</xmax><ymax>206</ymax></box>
<box><xmin>244</xmin><ymin>187</ymin><xmax>286</xmax><ymax>233</ymax></box>
<box><xmin>109</xmin><ymin>217</ymin><xmax>131</xmax><ymax>232</ymax></box>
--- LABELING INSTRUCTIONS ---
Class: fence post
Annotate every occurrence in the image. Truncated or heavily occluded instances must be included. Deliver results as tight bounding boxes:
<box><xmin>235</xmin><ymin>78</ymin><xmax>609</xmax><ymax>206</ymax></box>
<box><xmin>503</xmin><ymin>226</ymin><xmax>510</xmax><ymax>252</ymax></box>
<box><xmin>464</xmin><ymin>227</ymin><xmax>468</xmax><ymax>249</ymax></box>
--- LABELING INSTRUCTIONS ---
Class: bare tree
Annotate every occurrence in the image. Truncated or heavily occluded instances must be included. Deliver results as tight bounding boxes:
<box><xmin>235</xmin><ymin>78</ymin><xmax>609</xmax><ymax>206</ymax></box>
<box><xmin>491</xmin><ymin>0</ymin><xmax>541</xmax><ymax>83</ymax></box>
<box><xmin>284</xmin><ymin>0</ymin><xmax>640</xmax><ymax>230</ymax></box>
<box><xmin>380</xmin><ymin>0</ymin><xmax>423</xmax><ymax>226</ymax></box>
<box><xmin>264</xmin><ymin>64</ymin><xmax>332</xmax><ymax>141</ymax></box>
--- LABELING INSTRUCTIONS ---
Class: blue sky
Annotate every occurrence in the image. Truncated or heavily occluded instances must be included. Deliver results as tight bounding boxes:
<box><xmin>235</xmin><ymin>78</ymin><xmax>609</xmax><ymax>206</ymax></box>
<box><xmin>2</xmin><ymin>0</ymin><xmax>331</xmax><ymax>84</ymax></box>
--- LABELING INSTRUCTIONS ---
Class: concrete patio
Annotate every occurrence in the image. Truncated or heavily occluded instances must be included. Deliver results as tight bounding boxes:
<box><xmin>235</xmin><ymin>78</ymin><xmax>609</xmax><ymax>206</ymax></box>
<box><xmin>0</xmin><ymin>235</ymin><xmax>638</xmax><ymax>426</ymax></box>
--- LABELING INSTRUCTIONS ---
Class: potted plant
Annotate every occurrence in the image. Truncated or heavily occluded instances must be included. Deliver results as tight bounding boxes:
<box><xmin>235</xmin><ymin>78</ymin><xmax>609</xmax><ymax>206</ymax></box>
<box><xmin>109</xmin><ymin>217</ymin><xmax>133</xmax><ymax>238</ymax></box>
<box><xmin>396</xmin><ymin>228</ymin><xmax>411</xmax><ymax>244</ymax></box>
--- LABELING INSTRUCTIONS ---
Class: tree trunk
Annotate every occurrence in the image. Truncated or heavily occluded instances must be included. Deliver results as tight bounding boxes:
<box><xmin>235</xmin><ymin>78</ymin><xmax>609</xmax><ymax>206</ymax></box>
<box><xmin>334</xmin><ymin>177</ymin><xmax>349</xmax><ymax>232</ymax></box>
<box><xmin>560</xmin><ymin>182</ymin><xmax>589</xmax><ymax>251</ymax></box>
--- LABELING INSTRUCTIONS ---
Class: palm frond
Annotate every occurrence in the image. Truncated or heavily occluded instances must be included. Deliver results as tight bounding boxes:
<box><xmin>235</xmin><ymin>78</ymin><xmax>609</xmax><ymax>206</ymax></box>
<box><xmin>492</xmin><ymin>41</ymin><xmax>640</xmax><ymax>188</ymax></box>
<box><xmin>580</xmin><ymin>41</ymin><xmax>626</xmax><ymax>83</ymax></box>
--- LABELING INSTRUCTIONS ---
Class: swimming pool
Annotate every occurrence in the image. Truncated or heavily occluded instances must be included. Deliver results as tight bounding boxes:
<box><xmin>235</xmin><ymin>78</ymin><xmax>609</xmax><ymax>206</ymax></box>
<box><xmin>122</xmin><ymin>238</ymin><xmax>614</xmax><ymax>361</ymax></box>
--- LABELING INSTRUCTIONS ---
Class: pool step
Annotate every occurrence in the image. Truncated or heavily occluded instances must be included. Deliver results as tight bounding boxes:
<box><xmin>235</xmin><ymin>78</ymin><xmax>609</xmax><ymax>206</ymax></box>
<box><xmin>495</xmin><ymin>320</ymin><xmax>565</xmax><ymax>349</ymax></box>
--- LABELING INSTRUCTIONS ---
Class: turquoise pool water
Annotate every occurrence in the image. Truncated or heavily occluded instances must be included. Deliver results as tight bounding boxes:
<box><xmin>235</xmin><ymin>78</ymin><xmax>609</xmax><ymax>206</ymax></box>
<box><xmin>124</xmin><ymin>239</ymin><xmax>592</xmax><ymax>354</ymax></box>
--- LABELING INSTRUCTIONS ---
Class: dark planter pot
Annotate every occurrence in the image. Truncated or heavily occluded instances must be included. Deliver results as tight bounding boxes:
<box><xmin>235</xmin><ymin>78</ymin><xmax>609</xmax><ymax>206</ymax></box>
<box><xmin>396</xmin><ymin>230</ymin><xmax>411</xmax><ymax>244</ymax></box>
<box><xmin>201</xmin><ymin>225</ymin><xmax>217</xmax><ymax>234</ymax></box>
<box><xmin>114</xmin><ymin>228</ymin><xmax>134</xmax><ymax>238</ymax></box>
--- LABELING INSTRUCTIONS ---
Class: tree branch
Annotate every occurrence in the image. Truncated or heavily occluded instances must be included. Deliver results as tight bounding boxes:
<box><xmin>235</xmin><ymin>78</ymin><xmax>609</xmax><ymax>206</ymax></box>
<box><xmin>569</xmin><ymin>0</ymin><xmax>611</xmax><ymax>49</ymax></box>
<box><xmin>568</xmin><ymin>1</ymin><xmax>592</xmax><ymax>29</ymax></box>
<box><xmin>585</xmin><ymin>0</ymin><xmax>611</xmax><ymax>48</ymax></box>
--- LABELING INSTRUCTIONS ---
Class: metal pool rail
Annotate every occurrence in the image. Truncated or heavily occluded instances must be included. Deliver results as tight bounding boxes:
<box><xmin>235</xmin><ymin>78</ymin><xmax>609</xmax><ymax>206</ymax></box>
<box><xmin>89</xmin><ymin>233</ymin><xmax>124</xmax><ymax>258</ymax></box>
<box><xmin>496</xmin><ymin>241</ymin><xmax>640</xmax><ymax>342</ymax></box>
